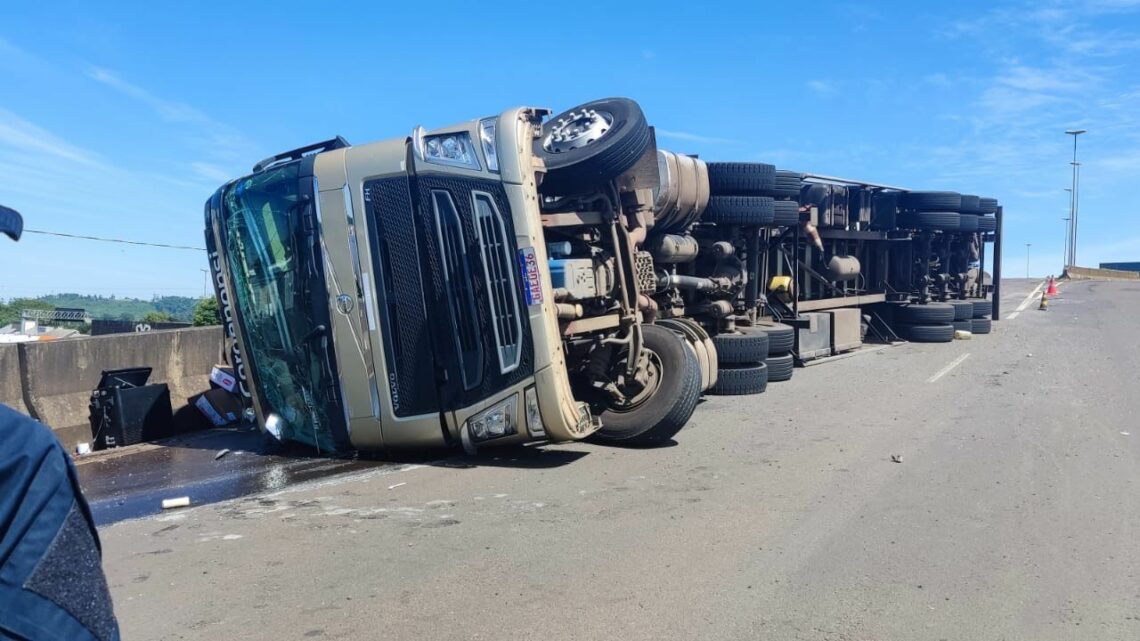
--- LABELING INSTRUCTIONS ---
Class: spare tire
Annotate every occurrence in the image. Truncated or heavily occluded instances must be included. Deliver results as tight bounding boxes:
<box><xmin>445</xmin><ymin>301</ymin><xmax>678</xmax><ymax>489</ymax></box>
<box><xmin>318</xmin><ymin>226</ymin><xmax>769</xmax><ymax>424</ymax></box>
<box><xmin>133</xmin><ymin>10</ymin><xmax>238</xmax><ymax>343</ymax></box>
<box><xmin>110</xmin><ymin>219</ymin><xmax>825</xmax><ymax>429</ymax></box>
<box><xmin>709</xmin><ymin>362</ymin><xmax>768</xmax><ymax>396</ymax></box>
<box><xmin>959</xmin><ymin>194</ymin><xmax>981</xmax><ymax>214</ymax></box>
<box><xmin>765</xmin><ymin>352</ymin><xmax>795</xmax><ymax>382</ymax></box>
<box><xmin>755</xmin><ymin>322</ymin><xmax>795</xmax><ymax>355</ymax></box>
<box><xmin>971</xmin><ymin>299</ymin><xmax>992</xmax><ymax>318</ymax></box>
<box><xmin>978</xmin><ymin>216</ymin><xmax>996</xmax><ymax>232</ymax></box>
<box><xmin>707</xmin><ymin>162</ymin><xmax>776</xmax><ymax>195</ymax></box>
<box><xmin>713</xmin><ymin>329</ymin><xmax>770</xmax><ymax>364</ymax></box>
<box><xmin>772</xmin><ymin>199</ymin><xmax>800</xmax><ymax>226</ymax></box>
<box><xmin>895</xmin><ymin>302</ymin><xmax>955</xmax><ymax>324</ymax></box>
<box><xmin>901</xmin><ymin>191</ymin><xmax>962</xmax><ymax>212</ymax></box>
<box><xmin>971</xmin><ymin>317</ymin><xmax>992</xmax><ymax>334</ymax></box>
<box><xmin>703</xmin><ymin>196</ymin><xmax>775</xmax><ymax>225</ymax></box>
<box><xmin>895</xmin><ymin>322</ymin><xmax>955</xmax><ymax>343</ymax></box>
<box><xmin>535</xmin><ymin>97</ymin><xmax>650</xmax><ymax>196</ymax></box>
<box><xmin>978</xmin><ymin>197</ymin><xmax>999</xmax><ymax>214</ymax></box>
<box><xmin>947</xmin><ymin>300</ymin><xmax>974</xmax><ymax>321</ymax></box>
<box><xmin>897</xmin><ymin>211</ymin><xmax>961</xmax><ymax>231</ymax></box>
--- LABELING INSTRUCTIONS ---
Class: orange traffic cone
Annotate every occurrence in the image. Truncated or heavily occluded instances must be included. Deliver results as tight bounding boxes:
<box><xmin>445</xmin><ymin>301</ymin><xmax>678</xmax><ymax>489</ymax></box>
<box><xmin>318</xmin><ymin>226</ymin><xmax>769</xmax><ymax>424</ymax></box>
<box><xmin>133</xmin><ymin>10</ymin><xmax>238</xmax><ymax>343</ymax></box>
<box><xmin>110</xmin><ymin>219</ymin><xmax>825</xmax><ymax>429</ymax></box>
<box><xmin>1046</xmin><ymin>276</ymin><xmax>1059</xmax><ymax>296</ymax></box>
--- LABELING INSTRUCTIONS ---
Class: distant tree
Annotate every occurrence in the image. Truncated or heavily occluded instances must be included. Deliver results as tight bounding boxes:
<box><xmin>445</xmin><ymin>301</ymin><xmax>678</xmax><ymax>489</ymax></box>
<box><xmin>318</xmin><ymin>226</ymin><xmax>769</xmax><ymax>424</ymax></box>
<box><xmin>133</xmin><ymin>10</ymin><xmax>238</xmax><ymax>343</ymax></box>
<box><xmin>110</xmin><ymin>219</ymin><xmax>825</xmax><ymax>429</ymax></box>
<box><xmin>141</xmin><ymin>311</ymin><xmax>173</xmax><ymax>324</ymax></box>
<box><xmin>192</xmin><ymin>297</ymin><xmax>221</xmax><ymax>326</ymax></box>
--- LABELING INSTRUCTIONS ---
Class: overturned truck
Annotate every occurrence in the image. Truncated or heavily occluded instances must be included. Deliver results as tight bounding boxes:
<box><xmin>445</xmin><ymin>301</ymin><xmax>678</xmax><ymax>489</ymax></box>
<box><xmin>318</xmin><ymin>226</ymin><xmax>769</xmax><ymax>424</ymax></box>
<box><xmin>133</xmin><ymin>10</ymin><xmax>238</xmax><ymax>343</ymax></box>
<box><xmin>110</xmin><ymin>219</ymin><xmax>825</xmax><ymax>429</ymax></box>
<box><xmin>205</xmin><ymin>97</ymin><xmax>1001</xmax><ymax>454</ymax></box>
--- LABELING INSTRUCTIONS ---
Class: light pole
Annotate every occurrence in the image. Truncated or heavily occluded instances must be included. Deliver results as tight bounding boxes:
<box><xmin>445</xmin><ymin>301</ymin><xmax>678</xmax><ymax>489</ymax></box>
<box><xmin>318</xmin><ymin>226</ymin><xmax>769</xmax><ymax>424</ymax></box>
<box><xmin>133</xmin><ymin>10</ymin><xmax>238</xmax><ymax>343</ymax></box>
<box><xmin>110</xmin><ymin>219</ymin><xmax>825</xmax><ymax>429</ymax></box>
<box><xmin>1063</xmin><ymin>188</ymin><xmax>1072</xmax><ymax>266</ymax></box>
<box><xmin>1066</xmin><ymin>129</ymin><xmax>1086</xmax><ymax>266</ymax></box>
<box><xmin>1025</xmin><ymin>243</ymin><xmax>1032</xmax><ymax>278</ymax></box>
<box><xmin>200</xmin><ymin>268</ymin><xmax>209</xmax><ymax>297</ymax></box>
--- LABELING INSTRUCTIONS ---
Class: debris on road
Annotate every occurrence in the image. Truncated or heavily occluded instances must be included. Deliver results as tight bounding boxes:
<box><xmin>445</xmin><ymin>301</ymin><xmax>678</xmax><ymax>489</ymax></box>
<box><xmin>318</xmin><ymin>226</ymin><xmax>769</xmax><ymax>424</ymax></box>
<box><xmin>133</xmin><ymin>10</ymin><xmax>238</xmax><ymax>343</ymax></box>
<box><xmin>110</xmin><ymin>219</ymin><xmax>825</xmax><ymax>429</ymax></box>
<box><xmin>76</xmin><ymin>442</ymin><xmax>91</xmax><ymax>455</ymax></box>
<box><xmin>214</xmin><ymin>448</ymin><xmax>231</xmax><ymax>460</ymax></box>
<box><xmin>161</xmin><ymin>496</ymin><xmax>191</xmax><ymax>509</ymax></box>
<box><xmin>890</xmin><ymin>454</ymin><xmax>903</xmax><ymax>463</ymax></box>
<box><xmin>388</xmin><ymin>482</ymin><xmax>407</xmax><ymax>490</ymax></box>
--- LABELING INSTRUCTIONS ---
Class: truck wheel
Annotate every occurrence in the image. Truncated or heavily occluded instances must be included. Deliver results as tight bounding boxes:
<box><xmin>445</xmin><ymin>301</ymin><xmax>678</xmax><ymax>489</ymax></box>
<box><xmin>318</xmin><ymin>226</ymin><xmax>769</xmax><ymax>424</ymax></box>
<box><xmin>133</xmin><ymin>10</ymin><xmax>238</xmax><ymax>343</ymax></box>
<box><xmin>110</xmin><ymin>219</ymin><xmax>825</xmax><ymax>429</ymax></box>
<box><xmin>768</xmin><ymin>170</ymin><xmax>805</xmax><ymax>198</ymax></box>
<box><xmin>772</xmin><ymin>199</ymin><xmax>800</xmax><ymax>226</ymax></box>
<box><xmin>754</xmin><ymin>322</ymin><xmax>795</xmax><ymax>355</ymax></box>
<box><xmin>535</xmin><ymin>97</ymin><xmax>650</xmax><ymax>196</ymax></box>
<box><xmin>702</xmin><ymin>196</ymin><xmax>775</xmax><ymax>225</ymax></box>
<box><xmin>952</xmin><ymin>318</ymin><xmax>974</xmax><ymax>333</ymax></box>
<box><xmin>709</xmin><ymin>362</ymin><xmax>769</xmax><ymax>395</ymax></box>
<box><xmin>894</xmin><ymin>302</ymin><xmax>955</xmax><ymax>324</ymax></box>
<box><xmin>895</xmin><ymin>323</ymin><xmax>955</xmax><ymax>343</ymax></box>
<box><xmin>897</xmin><ymin>211</ymin><xmax>961</xmax><ymax>231</ymax></box>
<box><xmin>713</xmin><ymin>329</ymin><xmax>770</xmax><ymax>364</ymax></box>
<box><xmin>900</xmin><ymin>191</ymin><xmax>962</xmax><ymax>212</ymax></box>
<box><xmin>959</xmin><ymin>194</ymin><xmax>981</xmax><ymax>213</ymax></box>
<box><xmin>977</xmin><ymin>197</ymin><xmax>999</xmax><ymax>214</ymax></box>
<box><xmin>977</xmin><ymin>216</ymin><xmax>996</xmax><ymax>232</ymax></box>
<box><xmin>594</xmin><ymin>324</ymin><xmax>701</xmax><ymax>445</ymax></box>
<box><xmin>958</xmin><ymin>214</ymin><xmax>979</xmax><ymax>232</ymax></box>
<box><xmin>657</xmin><ymin>319</ymin><xmax>714</xmax><ymax>392</ymax></box>
<box><xmin>971</xmin><ymin>317</ymin><xmax>992</xmax><ymax>334</ymax></box>
<box><xmin>707</xmin><ymin>162</ymin><xmax>776</xmax><ymax>195</ymax></box>
<box><xmin>946</xmin><ymin>300</ymin><xmax>974</xmax><ymax>321</ymax></box>
<box><xmin>971</xmin><ymin>299</ymin><xmax>992</xmax><ymax>318</ymax></box>
<box><xmin>765</xmin><ymin>352</ymin><xmax>795</xmax><ymax>382</ymax></box>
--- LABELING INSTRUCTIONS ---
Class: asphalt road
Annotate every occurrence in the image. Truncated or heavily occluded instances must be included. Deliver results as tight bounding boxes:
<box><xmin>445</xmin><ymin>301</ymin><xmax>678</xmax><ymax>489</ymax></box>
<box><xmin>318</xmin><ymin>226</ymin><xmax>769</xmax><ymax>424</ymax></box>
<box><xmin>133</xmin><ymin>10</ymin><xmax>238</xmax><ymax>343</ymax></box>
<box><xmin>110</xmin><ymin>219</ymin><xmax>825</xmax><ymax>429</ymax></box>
<box><xmin>96</xmin><ymin>279</ymin><xmax>1140</xmax><ymax>640</ymax></box>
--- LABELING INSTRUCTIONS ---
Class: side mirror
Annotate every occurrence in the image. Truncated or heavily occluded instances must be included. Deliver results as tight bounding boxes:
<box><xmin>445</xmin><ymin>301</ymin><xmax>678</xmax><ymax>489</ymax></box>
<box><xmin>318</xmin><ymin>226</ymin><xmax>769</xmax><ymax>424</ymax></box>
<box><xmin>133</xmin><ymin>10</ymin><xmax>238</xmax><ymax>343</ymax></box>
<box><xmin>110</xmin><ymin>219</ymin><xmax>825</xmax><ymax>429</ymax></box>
<box><xmin>0</xmin><ymin>204</ymin><xmax>23</xmax><ymax>241</ymax></box>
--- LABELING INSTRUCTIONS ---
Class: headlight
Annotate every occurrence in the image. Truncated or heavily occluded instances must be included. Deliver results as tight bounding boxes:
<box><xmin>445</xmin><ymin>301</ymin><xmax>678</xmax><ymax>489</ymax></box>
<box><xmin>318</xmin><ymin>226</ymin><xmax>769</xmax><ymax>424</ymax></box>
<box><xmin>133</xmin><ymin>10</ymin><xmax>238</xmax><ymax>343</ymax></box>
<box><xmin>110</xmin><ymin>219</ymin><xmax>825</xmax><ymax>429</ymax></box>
<box><xmin>466</xmin><ymin>395</ymin><xmax>518</xmax><ymax>442</ymax></box>
<box><xmin>423</xmin><ymin>131</ymin><xmax>481</xmax><ymax>170</ymax></box>
<box><xmin>524</xmin><ymin>386</ymin><xmax>544</xmax><ymax>437</ymax></box>
<box><xmin>479</xmin><ymin>118</ymin><xmax>499</xmax><ymax>172</ymax></box>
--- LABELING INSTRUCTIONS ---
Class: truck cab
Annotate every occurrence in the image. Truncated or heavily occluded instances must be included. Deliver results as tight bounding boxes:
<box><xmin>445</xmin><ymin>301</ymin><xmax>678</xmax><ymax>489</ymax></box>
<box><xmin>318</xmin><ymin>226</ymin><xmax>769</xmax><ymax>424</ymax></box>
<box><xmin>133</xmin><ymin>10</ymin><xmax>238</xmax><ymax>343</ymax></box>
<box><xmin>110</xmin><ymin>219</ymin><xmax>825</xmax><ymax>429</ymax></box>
<box><xmin>205</xmin><ymin>100</ymin><xmax>704</xmax><ymax>454</ymax></box>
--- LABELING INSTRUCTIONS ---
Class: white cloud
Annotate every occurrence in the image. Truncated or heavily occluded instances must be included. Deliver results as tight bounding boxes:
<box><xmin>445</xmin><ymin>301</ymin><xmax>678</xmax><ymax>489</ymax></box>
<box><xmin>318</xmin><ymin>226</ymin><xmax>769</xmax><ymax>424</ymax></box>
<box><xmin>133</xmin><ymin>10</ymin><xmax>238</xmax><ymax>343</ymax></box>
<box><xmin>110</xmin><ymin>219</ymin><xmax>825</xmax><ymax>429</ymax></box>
<box><xmin>0</xmin><ymin>108</ymin><xmax>105</xmax><ymax>167</ymax></box>
<box><xmin>807</xmin><ymin>79</ymin><xmax>837</xmax><ymax>95</ymax></box>
<box><xmin>655</xmin><ymin>129</ymin><xmax>737</xmax><ymax>145</ymax></box>
<box><xmin>190</xmin><ymin>161</ymin><xmax>234</xmax><ymax>183</ymax></box>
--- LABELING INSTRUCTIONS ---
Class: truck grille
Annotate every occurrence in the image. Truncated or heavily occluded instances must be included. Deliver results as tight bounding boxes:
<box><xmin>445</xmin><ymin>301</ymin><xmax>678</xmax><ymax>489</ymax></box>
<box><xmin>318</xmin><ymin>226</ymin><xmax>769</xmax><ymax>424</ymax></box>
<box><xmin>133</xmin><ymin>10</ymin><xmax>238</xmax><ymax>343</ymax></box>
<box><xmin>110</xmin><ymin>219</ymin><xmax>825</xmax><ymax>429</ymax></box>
<box><xmin>432</xmin><ymin>190</ymin><xmax>483</xmax><ymax>389</ymax></box>
<box><xmin>472</xmin><ymin>192</ymin><xmax>522</xmax><ymax>373</ymax></box>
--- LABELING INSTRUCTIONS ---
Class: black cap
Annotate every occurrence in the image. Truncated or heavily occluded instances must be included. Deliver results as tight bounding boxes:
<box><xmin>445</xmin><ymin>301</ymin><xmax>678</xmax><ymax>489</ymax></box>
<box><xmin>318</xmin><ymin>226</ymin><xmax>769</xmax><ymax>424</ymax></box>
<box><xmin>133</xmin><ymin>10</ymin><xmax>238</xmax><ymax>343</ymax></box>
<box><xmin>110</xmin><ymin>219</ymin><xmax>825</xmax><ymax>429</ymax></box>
<box><xmin>0</xmin><ymin>205</ymin><xmax>23</xmax><ymax>241</ymax></box>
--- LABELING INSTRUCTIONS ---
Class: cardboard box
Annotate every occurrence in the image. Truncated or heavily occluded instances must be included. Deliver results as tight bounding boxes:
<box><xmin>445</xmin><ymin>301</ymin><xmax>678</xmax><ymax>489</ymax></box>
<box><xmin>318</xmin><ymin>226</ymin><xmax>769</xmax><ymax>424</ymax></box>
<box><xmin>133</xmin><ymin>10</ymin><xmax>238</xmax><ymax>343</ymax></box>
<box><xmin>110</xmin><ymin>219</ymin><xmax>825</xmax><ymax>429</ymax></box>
<box><xmin>195</xmin><ymin>388</ymin><xmax>243</xmax><ymax>427</ymax></box>
<box><xmin>209</xmin><ymin>365</ymin><xmax>238</xmax><ymax>393</ymax></box>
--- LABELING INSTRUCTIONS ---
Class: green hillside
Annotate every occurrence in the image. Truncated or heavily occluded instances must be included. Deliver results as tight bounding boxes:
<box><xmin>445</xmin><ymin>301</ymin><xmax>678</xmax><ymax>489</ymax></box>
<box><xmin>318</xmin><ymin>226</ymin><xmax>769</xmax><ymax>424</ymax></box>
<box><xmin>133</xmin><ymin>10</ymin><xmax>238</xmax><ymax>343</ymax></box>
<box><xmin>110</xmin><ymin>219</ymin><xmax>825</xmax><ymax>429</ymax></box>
<box><xmin>0</xmin><ymin>293</ymin><xmax>206</xmax><ymax>326</ymax></box>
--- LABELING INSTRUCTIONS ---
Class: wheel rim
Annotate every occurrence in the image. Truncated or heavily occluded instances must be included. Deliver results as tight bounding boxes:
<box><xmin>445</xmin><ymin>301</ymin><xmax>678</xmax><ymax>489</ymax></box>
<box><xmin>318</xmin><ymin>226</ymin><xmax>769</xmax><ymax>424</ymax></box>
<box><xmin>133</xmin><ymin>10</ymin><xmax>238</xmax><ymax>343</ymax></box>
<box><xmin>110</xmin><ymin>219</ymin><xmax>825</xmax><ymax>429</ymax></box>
<box><xmin>606</xmin><ymin>350</ymin><xmax>663</xmax><ymax>414</ymax></box>
<box><xmin>543</xmin><ymin>108</ymin><xmax>613</xmax><ymax>153</ymax></box>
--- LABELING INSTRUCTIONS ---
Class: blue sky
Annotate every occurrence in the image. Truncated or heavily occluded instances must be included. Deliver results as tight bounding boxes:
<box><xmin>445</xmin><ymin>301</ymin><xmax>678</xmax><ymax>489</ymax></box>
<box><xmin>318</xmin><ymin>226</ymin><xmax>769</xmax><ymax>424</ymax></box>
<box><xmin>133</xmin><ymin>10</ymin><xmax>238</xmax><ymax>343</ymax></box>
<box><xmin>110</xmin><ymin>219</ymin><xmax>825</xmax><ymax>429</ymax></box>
<box><xmin>1</xmin><ymin>0</ymin><xmax>1138</xmax><ymax>298</ymax></box>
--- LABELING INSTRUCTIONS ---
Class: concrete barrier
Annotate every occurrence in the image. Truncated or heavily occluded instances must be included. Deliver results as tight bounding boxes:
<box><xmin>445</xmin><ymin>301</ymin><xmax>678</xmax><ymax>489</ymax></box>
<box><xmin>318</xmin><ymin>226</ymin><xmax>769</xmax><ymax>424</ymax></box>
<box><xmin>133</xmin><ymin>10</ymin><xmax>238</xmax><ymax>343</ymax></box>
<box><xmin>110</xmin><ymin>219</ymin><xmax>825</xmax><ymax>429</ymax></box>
<box><xmin>0</xmin><ymin>343</ymin><xmax>28</xmax><ymax>414</ymax></box>
<box><xmin>17</xmin><ymin>327</ymin><xmax>223</xmax><ymax>450</ymax></box>
<box><xmin>1062</xmin><ymin>265</ymin><xmax>1140</xmax><ymax>281</ymax></box>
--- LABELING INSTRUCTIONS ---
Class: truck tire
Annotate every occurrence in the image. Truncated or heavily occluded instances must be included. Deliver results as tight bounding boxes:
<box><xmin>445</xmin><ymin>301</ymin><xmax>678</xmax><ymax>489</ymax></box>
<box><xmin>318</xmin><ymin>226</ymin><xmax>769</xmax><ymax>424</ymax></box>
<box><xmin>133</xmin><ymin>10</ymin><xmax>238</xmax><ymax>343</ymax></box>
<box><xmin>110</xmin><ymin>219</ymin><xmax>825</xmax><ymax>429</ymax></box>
<box><xmin>702</xmin><ymin>196</ymin><xmax>775</xmax><ymax>225</ymax></box>
<box><xmin>900</xmin><ymin>191</ymin><xmax>962</xmax><ymax>212</ymax></box>
<box><xmin>958</xmin><ymin>214</ymin><xmax>979</xmax><ymax>232</ymax></box>
<box><xmin>896</xmin><ymin>322</ymin><xmax>955</xmax><ymax>343</ymax></box>
<box><xmin>768</xmin><ymin>170</ymin><xmax>805</xmax><ymax>198</ymax></box>
<box><xmin>772</xmin><ymin>199</ymin><xmax>800</xmax><ymax>226</ymax></box>
<box><xmin>707</xmin><ymin>162</ymin><xmax>776</xmax><ymax>195</ymax></box>
<box><xmin>952</xmin><ymin>318</ymin><xmax>973</xmax><ymax>333</ymax></box>
<box><xmin>971</xmin><ymin>299</ymin><xmax>992</xmax><ymax>318</ymax></box>
<box><xmin>594</xmin><ymin>324</ymin><xmax>702</xmax><ymax>445</ymax></box>
<box><xmin>657</xmin><ymin>318</ymin><xmax>715</xmax><ymax>392</ymax></box>
<box><xmin>947</xmin><ymin>300</ymin><xmax>974</xmax><ymax>321</ymax></box>
<box><xmin>755</xmin><ymin>322</ymin><xmax>795</xmax><ymax>355</ymax></box>
<box><xmin>709</xmin><ymin>362</ymin><xmax>768</xmax><ymax>396</ymax></box>
<box><xmin>978</xmin><ymin>197</ymin><xmax>999</xmax><ymax>214</ymax></box>
<box><xmin>971</xmin><ymin>317</ymin><xmax>992</xmax><ymax>334</ymax></box>
<box><xmin>765</xmin><ymin>352</ymin><xmax>795</xmax><ymax>382</ymax></box>
<box><xmin>958</xmin><ymin>194</ymin><xmax>981</xmax><ymax>213</ymax></box>
<box><xmin>897</xmin><ymin>211</ymin><xmax>961</xmax><ymax>231</ymax></box>
<box><xmin>894</xmin><ymin>302</ymin><xmax>955</xmax><ymax>324</ymax></box>
<box><xmin>977</xmin><ymin>216</ymin><xmax>996</xmax><ymax>232</ymax></box>
<box><xmin>535</xmin><ymin>97</ymin><xmax>650</xmax><ymax>196</ymax></box>
<box><xmin>713</xmin><ymin>329</ymin><xmax>770</xmax><ymax>364</ymax></box>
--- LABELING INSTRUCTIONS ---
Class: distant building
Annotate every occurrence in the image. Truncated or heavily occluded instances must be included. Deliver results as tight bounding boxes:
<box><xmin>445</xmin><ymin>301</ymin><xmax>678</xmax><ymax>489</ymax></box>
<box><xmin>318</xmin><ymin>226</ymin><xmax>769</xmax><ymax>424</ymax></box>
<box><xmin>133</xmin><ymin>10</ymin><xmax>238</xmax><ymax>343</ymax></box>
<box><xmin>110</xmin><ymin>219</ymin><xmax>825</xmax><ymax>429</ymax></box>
<box><xmin>1099</xmin><ymin>261</ymin><xmax>1140</xmax><ymax>274</ymax></box>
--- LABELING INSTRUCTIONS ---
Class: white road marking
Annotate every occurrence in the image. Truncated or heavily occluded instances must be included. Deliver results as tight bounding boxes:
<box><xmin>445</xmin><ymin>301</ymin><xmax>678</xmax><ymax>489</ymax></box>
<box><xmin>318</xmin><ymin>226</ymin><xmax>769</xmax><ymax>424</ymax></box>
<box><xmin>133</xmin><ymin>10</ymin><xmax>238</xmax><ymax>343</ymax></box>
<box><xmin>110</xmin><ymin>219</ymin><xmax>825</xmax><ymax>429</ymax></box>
<box><xmin>1013</xmin><ymin>281</ymin><xmax>1046</xmax><ymax>314</ymax></box>
<box><xmin>927</xmin><ymin>353</ymin><xmax>971</xmax><ymax>383</ymax></box>
<box><xmin>1007</xmin><ymin>311</ymin><xmax>1020</xmax><ymax>320</ymax></box>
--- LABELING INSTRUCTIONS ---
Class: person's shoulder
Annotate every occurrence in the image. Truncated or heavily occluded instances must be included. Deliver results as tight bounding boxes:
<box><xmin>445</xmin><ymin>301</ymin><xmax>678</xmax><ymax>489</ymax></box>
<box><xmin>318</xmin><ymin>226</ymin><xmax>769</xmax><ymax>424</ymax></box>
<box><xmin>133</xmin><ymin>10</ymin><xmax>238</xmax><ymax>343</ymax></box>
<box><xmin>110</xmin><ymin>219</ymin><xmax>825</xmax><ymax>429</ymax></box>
<box><xmin>0</xmin><ymin>403</ymin><xmax>60</xmax><ymax>454</ymax></box>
